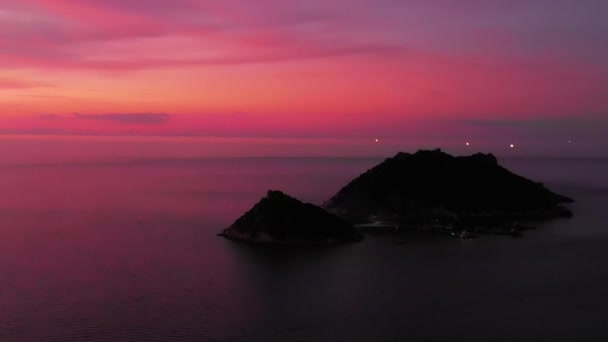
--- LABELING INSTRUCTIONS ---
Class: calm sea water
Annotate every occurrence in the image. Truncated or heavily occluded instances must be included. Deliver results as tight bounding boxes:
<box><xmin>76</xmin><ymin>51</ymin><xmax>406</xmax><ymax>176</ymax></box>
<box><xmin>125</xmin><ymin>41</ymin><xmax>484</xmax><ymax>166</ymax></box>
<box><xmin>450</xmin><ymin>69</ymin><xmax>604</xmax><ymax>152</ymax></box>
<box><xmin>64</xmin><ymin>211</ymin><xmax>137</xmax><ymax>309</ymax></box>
<box><xmin>1</xmin><ymin>138</ymin><xmax>608</xmax><ymax>341</ymax></box>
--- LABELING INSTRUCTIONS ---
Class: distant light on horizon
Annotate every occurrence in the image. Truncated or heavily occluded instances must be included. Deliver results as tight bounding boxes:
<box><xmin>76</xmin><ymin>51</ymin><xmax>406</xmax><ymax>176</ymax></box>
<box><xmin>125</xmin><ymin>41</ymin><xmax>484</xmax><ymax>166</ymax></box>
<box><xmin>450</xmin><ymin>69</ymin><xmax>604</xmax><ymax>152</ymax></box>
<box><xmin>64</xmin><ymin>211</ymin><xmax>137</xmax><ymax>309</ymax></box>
<box><xmin>375</xmin><ymin>139</ymin><xmax>379</xmax><ymax>143</ymax></box>
<box><xmin>466</xmin><ymin>142</ymin><xmax>470</xmax><ymax>146</ymax></box>
<box><xmin>510</xmin><ymin>144</ymin><xmax>515</xmax><ymax>149</ymax></box>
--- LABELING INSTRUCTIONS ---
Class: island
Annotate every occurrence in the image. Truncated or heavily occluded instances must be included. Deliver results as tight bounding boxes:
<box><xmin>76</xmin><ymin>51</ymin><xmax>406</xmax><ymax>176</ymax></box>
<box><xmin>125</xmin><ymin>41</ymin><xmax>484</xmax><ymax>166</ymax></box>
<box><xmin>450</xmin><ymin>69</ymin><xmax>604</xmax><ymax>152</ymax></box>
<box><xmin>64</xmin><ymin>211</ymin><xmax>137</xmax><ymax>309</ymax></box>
<box><xmin>219</xmin><ymin>190</ymin><xmax>364</xmax><ymax>245</ymax></box>
<box><xmin>324</xmin><ymin>149</ymin><xmax>574</xmax><ymax>238</ymax></box>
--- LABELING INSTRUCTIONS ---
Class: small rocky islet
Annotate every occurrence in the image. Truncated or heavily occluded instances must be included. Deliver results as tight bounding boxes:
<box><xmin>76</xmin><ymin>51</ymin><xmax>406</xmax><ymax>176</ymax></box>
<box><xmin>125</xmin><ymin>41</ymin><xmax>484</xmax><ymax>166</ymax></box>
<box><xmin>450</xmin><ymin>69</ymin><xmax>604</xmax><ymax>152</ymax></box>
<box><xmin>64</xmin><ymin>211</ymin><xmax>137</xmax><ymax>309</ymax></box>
<box><xmin>219</xmin><ymin>190</ymin><xmax>363</xmax><ymax>245</ymax></box>
<box><xmin>219</xmin><ymin>149</ymin><xmax>574</xmax><ymax>245</ymax></box>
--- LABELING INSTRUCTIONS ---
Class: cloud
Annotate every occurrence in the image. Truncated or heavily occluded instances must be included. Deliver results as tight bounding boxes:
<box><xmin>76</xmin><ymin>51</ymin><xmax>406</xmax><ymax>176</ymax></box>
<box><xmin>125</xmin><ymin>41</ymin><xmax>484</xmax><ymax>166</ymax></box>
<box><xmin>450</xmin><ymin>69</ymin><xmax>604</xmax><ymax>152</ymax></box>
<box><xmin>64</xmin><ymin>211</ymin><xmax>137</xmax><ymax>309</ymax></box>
<box><xmin>0</xmin><ymin>78</ymin><xmax>50</xmax><ymax>89</ymax></box>
<box><xmin>451</xmin><ymin>116</ymin><xmax>608</xmax><ymax>142</ymax></box>
<box><xmin>0</xmin><ymin>0</ymin><xmax>478</xmax><ymax>74</ymax></box>
<box><xmin>2</xmin><ymin>0</ymin><xmax>607</xmax><ymax>74</ymax></box>
<box><xmin>36</xmin><ymin>113</ymin><xmax>61</xmax><ymax>120</ymax></box>
<box><xmin>0</xmin><ymin>127</ymin><xmax>92</xmax><ymax>136</ymax></box>
<box><xmin>455</xmin><ymin>115</ymin><xmax>608</xmax><ymax>128</ymax></box>
<box><xmin>30</xmin><ymin>112</ymin><xmax>172</xmax><ymax>124</ymax></box>
<box><xmin>0</xmin><ymin>42</ymin><xmax>407</xmax><ymax>73</ymax></box>
<box><xmin>73</xmin><ymin>113</ymin><xmax>172</xmax><ymax>124</ymax></box>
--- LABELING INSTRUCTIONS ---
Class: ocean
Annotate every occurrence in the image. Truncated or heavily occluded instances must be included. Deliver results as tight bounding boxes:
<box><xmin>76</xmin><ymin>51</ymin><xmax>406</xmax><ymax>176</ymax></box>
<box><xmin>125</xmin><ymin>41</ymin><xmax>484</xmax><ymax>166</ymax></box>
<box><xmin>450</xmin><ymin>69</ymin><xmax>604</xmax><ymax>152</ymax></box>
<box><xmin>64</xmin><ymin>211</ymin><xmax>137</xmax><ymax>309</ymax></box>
<box><xmin>1</xmin><ymin>136</ymin><xmax>608</xmax><ymax>341</ymax></box>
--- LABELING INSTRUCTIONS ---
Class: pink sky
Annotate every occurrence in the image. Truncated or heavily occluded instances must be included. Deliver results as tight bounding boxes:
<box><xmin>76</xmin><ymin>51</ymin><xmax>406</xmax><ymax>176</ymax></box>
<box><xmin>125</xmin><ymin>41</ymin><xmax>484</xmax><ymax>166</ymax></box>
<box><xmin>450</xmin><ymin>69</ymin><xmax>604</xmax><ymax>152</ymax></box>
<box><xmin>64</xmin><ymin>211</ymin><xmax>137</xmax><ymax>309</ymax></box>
<box><xmin>1</xmin><ymin>0</ymin><xmax>607</xmax><ymax>148</ymax></box>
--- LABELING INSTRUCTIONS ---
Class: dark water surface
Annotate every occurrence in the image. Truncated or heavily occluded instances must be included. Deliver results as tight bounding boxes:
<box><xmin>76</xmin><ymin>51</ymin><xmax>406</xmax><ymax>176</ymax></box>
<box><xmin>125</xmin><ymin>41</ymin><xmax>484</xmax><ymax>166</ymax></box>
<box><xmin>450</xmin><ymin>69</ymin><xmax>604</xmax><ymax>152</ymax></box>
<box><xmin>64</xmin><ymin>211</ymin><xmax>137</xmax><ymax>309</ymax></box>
<box><xmin>1</xmin><ymin>149</ymin><xmax>608</xmax><ymax>341</ymax></box>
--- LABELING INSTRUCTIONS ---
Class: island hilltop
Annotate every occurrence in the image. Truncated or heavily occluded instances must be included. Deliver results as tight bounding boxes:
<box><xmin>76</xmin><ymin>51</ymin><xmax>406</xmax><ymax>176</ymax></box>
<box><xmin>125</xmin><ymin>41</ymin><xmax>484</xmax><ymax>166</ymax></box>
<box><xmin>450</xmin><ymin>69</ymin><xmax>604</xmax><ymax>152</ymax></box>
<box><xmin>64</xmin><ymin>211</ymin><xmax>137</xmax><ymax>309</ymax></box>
<box><xmin>219</xmin><ymin>190</ymin><xmax>364</xmax><ymax>245</ymax></box>
<box><xmin>324</xmin><ymin>149</ymin><xmax>574</xmax><ymax>238</ymax></box>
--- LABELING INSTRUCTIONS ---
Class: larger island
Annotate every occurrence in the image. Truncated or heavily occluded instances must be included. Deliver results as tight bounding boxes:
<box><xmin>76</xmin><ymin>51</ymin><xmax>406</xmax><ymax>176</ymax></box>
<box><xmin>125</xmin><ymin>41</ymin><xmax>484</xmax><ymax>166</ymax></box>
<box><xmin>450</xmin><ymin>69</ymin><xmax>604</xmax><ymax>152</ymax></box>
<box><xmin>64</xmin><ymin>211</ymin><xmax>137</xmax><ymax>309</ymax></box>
<box><xmin>324</xmin><ymin>149</ymin><xmax>573</xmax><ymax>237</ymax></box>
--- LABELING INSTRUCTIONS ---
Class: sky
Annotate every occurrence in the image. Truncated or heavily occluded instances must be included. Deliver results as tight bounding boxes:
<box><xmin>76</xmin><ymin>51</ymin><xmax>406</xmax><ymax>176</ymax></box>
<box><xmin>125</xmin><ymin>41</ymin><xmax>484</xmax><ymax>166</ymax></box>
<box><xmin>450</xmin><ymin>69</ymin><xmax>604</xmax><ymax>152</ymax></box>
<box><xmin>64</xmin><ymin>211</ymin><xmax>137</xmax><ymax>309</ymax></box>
<box><xmin>1</xmin><ymin>0</ymin><xmax>607</xmax><ymax>152</ymax></box>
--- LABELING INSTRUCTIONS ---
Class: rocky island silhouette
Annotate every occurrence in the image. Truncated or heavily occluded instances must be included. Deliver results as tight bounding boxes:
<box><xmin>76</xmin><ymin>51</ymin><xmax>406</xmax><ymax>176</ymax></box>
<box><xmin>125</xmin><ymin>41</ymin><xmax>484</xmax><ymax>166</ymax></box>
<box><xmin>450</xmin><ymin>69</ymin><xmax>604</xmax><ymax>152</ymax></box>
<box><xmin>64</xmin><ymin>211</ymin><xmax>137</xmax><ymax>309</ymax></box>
<box><xmin>219</xmin><ymin>190</ymin><xmax>364</xmax><ymax>245</ymax></box>
<box><xmin>220</xmin><ymin>149</ymin><xmax>574</xmax><ymax>244</ymax></box>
